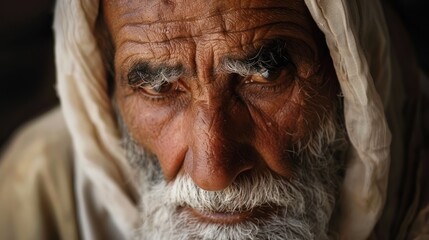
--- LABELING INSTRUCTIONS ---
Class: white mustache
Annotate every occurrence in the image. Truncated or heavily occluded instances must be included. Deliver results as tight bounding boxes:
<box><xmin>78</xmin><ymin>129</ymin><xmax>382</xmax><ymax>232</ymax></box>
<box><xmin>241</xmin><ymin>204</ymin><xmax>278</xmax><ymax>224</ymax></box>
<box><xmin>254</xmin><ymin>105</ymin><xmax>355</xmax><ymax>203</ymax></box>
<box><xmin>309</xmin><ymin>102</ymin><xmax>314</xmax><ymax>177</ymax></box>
<box><xmin>163</xmin><ymin>171</ymin><xmax>309</xmax><ymax>214</ymax></box>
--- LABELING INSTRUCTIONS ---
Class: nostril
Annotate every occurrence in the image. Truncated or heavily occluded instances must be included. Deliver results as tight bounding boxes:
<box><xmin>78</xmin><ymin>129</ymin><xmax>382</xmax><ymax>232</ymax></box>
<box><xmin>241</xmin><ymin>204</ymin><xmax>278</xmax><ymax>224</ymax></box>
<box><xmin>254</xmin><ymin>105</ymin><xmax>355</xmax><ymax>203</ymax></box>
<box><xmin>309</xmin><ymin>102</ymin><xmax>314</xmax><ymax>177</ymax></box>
<box><xmin>230</xmin><ymin>165</ymin><xmax>254</xmax><ymax>183</ymax></box>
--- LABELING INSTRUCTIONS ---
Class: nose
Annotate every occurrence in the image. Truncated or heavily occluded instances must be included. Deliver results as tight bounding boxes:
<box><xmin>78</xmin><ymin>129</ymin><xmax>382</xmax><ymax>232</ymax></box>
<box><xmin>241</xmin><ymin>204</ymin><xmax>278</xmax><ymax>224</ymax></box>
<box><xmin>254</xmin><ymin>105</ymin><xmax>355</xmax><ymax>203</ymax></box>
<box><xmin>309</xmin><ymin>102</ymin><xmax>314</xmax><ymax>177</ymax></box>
<box><xmin>184</xmin><ymin>102</ymin><xmax>256</xmax><ymax>191</ymax></box>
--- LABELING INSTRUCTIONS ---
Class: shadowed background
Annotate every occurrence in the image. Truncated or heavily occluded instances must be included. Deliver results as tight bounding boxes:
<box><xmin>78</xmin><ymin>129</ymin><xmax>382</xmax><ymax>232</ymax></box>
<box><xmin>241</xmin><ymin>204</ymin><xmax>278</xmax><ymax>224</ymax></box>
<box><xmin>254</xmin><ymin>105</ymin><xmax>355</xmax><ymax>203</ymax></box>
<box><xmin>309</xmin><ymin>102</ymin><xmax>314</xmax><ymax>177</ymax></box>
<box><xmin>0</xmin><ymin>0</ymin><xmax>428</xmax><ymax>149</ymax></box>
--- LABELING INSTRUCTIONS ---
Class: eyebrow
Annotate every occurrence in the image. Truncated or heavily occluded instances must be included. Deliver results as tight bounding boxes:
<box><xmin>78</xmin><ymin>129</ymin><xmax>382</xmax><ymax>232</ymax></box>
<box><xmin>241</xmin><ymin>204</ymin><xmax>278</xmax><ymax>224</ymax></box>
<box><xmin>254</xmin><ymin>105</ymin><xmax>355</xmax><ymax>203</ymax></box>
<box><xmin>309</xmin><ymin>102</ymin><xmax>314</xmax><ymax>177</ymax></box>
<box><xmin>222</xmin><ymin>39</ymin><xmax>290</xmax><ymax>76</ymax></box>
<box><xmin>126</xmin><ymin>39</ymin><xmax>290</xmax><ymax>88</ymax></box>
<box><xmin>127</xmin><ymin>62</ymin><xmax>184</xmax><ymax>89</ymax></box>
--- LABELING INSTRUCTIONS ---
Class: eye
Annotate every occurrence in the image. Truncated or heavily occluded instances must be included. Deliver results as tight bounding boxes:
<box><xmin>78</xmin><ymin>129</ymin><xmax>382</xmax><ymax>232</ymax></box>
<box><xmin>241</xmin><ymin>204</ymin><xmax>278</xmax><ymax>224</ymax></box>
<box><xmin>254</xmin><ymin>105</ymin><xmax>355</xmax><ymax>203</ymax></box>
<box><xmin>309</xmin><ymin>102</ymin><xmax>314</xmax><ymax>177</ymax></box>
<box><xmin>243</xmin><ymin>67</ymin><xmax>284</xmax><ymax>84</ymax></box>
<box><xmin>253</xmin><ymin>68</ymin><xmax>282</xmax><ymax>83</ymax></box>
<box><xmin>238</xmin><ymin>65</ymin><xmax>295</xmax><ymax>98</ymax></box>
<box><xmin>131</xmin><ymin>80</ymin><xmax>184</xmax><ymax>97</ymax></box>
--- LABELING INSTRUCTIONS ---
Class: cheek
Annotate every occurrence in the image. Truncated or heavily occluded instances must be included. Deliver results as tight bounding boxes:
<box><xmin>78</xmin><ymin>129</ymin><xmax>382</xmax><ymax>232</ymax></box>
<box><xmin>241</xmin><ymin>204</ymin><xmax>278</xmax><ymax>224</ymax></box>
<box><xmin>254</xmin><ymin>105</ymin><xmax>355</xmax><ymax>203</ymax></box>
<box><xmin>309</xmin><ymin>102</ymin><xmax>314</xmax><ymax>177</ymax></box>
<box><xmin>116</xmin><ymin>93</ymin><xmax>188</xmax><ymax>180</ymax></box>
<box><xmin>248</xmin><ymin>79</ymin><xmax>335</xmax><ymax>176</ymax></box>
<box><xmin>247</xmin><ymin>83</ymin><xmax>304</xmax><ymax>176</ymax></box>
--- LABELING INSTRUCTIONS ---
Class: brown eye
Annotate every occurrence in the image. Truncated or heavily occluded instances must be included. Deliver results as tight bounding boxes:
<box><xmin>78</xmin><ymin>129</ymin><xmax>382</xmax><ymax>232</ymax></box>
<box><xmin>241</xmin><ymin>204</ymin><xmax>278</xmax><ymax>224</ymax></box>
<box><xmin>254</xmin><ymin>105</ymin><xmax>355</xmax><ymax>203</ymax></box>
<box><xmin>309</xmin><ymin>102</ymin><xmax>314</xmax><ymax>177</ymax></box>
<box><xmin>259</xmin><ymin>68</ymin><xmax>282</xmax><ymax>81</ymax></box>
<box><xmin>260</xmin><ymin>69</ymin><xmax>282</xmax><ymax>81</ymax></box>
<box><xmin>246</xmin><ymin>68</ymin><xmax>284</xmax><ymax>84</ymax></box>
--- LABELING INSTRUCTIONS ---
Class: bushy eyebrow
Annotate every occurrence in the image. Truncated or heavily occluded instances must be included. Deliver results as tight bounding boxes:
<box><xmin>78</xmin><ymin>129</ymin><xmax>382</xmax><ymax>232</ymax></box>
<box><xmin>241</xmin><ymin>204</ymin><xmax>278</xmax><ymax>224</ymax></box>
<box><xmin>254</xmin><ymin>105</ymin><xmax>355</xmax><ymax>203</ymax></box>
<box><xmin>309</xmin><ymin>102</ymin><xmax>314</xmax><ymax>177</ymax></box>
<box><xmin>127</xmin><ymin>62</ymin><xmax>184</xmax><ymax>89</ymax></box>
<box><xmin>222</xmin><ymin>39</ymin><xmax>290</xmax><ymax>76</ymax></box>
<box><xmin>126</xmin><ymin>39</ymin><xmax>289</xmax><ymax>88</ymax></box>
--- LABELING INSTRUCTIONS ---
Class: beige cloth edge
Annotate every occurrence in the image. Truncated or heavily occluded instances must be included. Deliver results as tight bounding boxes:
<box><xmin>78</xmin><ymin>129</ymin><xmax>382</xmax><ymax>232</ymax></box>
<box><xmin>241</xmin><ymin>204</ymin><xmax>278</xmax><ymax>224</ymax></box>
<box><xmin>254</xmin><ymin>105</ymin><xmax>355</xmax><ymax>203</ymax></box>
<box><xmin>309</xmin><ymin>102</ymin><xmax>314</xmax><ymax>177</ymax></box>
<box><xmin>304</xmin><ymin>1</ymin><xmax>392</xmax><ymax>239</ymax></box>
<box><xmin>54</xmin><ymin>0</ymin><xmax>138</xmax><ymax>239</ymax></box>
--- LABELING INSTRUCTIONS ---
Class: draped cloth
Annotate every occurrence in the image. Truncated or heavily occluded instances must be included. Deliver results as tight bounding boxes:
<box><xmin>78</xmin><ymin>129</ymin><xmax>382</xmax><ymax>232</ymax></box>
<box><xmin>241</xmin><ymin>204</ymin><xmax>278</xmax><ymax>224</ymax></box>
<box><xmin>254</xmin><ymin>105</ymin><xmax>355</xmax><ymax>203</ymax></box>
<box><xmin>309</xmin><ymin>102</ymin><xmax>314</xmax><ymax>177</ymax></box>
<box><xmin>0</xmin><ymin>0</ymin><xmax>427</xmax><ymax>239</ymax></box>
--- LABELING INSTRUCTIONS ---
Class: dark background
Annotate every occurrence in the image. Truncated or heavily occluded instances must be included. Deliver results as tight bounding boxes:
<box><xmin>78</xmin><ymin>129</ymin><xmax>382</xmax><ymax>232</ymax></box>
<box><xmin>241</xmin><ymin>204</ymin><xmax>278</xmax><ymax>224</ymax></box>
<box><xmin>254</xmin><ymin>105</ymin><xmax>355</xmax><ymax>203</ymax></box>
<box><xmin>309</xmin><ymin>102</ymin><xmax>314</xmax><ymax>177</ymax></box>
<box><xmin>0</xmin><ymin>0</ymin><xmax>57</xmax><ymax>149</ymax></box>
<box><xmin>0</xmin><ymin>0</ymin><xmax>428</xmax><ymax>148</ymax></box>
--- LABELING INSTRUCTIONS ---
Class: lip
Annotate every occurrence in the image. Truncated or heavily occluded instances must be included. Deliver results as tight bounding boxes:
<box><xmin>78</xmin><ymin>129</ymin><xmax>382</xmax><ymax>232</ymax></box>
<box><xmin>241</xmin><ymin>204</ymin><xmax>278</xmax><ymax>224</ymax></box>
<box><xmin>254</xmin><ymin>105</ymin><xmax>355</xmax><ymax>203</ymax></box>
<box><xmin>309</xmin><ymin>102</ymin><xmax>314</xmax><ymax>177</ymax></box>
<box><xmin>182</xmin><ymin>206</ymin><xmax>254</xmax><ymax>224</ymax></box>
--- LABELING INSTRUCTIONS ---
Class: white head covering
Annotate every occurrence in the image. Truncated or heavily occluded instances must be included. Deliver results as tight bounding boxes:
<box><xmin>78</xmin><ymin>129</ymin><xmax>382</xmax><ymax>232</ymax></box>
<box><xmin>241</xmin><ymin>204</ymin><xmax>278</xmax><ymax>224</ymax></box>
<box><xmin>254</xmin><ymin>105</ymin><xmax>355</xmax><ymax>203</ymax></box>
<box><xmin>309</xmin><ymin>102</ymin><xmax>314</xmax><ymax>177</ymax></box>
<box><xmin>54</xmin><ymin>1</ymin><xmax>138</xmax><ymax>239</ymax></box>
<box><xmin>54</xmin><ymin>0</ymin><xmax>395</xmax><ymax>239</ymax></box>
<box><xmin>304</xmin><ymin>1</ymin><xmax>396</xmax><ymax>238</ymax></box>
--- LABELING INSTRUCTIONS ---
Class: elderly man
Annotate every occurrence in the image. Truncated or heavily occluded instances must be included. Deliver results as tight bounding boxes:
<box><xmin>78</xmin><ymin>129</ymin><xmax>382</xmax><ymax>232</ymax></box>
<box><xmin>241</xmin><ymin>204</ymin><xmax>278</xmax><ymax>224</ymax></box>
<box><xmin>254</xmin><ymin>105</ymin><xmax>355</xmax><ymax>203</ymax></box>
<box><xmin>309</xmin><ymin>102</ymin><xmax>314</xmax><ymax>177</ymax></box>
<box><xmin>0</xmin><ymin>0</ymin><xmax>427</xmax><ymax>239</ymax></box>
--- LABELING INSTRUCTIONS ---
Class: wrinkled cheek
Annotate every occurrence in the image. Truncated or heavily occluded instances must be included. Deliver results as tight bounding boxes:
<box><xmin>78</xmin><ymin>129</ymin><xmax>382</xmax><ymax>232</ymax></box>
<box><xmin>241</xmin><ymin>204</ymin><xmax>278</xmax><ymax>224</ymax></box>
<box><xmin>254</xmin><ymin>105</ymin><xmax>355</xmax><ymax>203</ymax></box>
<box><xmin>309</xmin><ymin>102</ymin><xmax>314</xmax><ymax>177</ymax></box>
<box><xmin>245</xmin><ymin>101</ymin><xmax>302</xmax><ymax>178</ymax></box>
<box><xmin>254</xmin><ymin>134</ymin><xmax>294</xmax><ymax>178</ymax></box>
<box><xmin>118</xmin><ymin>98</ymin><xmax>188</xmax><ymax>181</ymax></box>
<box><xmin>149</xmin><ymin>122</ymin><xmax>188</xmax><ymax>181</ymax></box>
<box><xmin>274</xmin><ymin>101</ymin><xmax>307</xmax><ymax>142</ymax></box>
<box><xmin>117</xmin><ymin>101</ymin><xmax>160</xmax><ymax>143</ymax></box>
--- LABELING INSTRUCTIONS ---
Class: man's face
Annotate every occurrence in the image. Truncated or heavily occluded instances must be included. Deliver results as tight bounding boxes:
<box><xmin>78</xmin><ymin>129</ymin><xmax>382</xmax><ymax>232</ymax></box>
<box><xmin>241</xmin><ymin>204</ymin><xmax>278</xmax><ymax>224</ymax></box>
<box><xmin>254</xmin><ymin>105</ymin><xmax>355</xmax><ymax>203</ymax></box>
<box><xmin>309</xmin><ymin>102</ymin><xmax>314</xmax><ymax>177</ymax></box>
<box><xmin>103</xmin><ymin>0</ymin><xmax>344</xmax><ymax>238</ymax></box>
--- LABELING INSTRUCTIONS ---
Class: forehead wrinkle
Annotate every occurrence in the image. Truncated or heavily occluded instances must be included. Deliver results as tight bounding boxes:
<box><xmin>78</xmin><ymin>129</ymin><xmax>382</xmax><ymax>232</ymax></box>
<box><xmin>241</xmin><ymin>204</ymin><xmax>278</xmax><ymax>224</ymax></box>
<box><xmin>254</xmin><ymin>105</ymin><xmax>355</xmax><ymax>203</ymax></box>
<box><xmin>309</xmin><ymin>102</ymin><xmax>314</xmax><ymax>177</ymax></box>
<box><xmin>115</xmin><ymin>22</ymin><xmax>311</xmax><ymax>68</ymax></box>
<box><xmin>114</xmin><ymin>7</ymin><xmax>311</xmax><ymax>43</ymax></box>
<box><xmin>117</xmin><ymin>45</ymin><xmax>197</xmax><ymax>79</ymax></box>
<box><xmin>117</xmin><ymin>27</ymin><xmax>318</xmax><ymax>76</ymax></box>
<box><xmin>117</xmin><ymin>41</ymin><xmax>198</xmax><ymax>69</ymax></box>
<box><xmin>117</xmin><ymin>40</ymin><xmax>186</xmax><ymax>62</ymax></box>
<box><xmin>113</xmin><ymin>1</ymin><xmax>304</xmax><ymax>24</ymax></box>
<box><xmin>118</xmin><ymin>21</ymin><xmax>309</xmax><ymax>45</ymax></box>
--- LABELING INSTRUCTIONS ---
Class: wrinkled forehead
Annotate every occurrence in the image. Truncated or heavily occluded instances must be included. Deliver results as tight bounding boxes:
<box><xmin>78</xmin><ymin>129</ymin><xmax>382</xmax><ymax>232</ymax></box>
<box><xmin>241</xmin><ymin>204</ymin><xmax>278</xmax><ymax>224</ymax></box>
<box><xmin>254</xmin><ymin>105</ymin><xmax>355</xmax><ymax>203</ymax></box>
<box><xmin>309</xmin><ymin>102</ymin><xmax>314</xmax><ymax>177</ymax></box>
<box><xmin>103</xmin><ymin>0</ymin><xmax>308</xmax><ymax>21</ymax></box>
<box><xmin>102</xmin><ymin>0</ymin><xmax>318</xmax><ymax>43</ymax></box>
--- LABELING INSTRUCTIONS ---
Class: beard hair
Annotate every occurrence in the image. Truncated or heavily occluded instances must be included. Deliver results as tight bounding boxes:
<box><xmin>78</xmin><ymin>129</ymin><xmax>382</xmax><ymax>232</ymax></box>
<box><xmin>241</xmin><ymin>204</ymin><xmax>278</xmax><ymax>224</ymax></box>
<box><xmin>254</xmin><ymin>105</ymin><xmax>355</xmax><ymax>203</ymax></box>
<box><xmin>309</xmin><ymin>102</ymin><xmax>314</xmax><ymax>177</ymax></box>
<box><xmin>117</xmin><ymin>105</ymin><xmax>347</xmax><ymax>240</ymax></box>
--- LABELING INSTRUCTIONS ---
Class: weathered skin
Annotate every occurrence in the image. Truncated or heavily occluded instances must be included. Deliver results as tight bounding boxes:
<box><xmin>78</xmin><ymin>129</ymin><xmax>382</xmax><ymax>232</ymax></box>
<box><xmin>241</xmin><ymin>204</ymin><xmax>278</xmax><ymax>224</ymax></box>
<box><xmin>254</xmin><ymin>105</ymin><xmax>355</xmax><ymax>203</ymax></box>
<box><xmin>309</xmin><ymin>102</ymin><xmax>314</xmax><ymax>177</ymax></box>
<box><xmin>103</xmin><ymin>0</ymin><xmax>339</xmax><ymax>191</ymax></box>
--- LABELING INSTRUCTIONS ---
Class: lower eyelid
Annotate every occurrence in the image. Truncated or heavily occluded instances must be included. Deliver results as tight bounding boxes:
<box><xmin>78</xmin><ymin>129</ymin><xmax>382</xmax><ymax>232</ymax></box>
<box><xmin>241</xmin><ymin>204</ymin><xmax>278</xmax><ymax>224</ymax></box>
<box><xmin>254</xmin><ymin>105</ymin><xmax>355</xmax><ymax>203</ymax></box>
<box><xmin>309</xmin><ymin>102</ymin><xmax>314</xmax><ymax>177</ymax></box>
<box><xmin>135</xmin><ymin>88</ymin><xmax>180</xmax><ymax>103</ymax></box>
<box><xmin>132</xmin><ymin>81</ymin><xmax>189</xmax><ymax>103</ymax></box>
<box><xmin>240</xmin><ymin>71</ymin><xmax>294</xmax><ymax>93</ymax></box>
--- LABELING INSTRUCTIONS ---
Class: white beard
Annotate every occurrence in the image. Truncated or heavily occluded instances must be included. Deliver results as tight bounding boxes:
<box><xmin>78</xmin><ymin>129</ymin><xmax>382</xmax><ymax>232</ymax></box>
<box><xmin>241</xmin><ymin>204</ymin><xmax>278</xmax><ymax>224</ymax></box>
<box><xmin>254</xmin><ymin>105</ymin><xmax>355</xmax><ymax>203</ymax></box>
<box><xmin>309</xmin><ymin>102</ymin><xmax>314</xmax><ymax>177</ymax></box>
<box><xmin>118</xmin><ymin>109</ymin><xmax>346</xmax><ymax>240</ymax></box>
